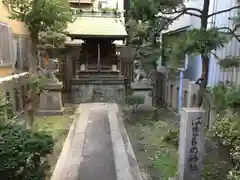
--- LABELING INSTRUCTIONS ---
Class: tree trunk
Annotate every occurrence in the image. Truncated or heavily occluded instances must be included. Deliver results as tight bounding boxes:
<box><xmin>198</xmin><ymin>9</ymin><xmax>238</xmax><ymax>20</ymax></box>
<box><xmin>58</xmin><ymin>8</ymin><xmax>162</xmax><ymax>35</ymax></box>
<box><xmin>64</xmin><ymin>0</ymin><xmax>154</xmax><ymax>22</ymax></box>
<box><xmin>198</xmin><ymin>54</ymin><xmax>210</xmax><ymax>106</ymax></box>
<box><xmin>197</xmin><ymin>0</ymin><xmax>210</xmax><ymax>107</ymax></box>
<box><xmin>27</xmin><ymin>33</ymin><xmax>38</xmax><ymax>126</ymax></box>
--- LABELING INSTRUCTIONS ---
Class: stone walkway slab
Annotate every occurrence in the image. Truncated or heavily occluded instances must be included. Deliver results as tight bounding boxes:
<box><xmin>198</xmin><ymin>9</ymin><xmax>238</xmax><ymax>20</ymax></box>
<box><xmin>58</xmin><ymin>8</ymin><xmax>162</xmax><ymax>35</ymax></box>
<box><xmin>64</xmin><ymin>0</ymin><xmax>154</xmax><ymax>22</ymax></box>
<box><xmin>51</xmin><ymin>103</ymin><xmax>143</xmax><ymax>180</ymax></box>
<box><xmin>79</xmin><ymin>108</ymin><xmax>116</xmax><ymax>180</ymax></box>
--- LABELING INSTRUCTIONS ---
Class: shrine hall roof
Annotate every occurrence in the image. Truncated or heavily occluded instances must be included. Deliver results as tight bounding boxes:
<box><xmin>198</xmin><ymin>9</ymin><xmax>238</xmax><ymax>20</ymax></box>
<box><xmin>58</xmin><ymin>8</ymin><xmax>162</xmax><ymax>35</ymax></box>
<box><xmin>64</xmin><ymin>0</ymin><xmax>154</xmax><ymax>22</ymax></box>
<box><xmin>66</xmin><ymin>16</ymin><xmax>127</xmax><ymax>39</ymax></box>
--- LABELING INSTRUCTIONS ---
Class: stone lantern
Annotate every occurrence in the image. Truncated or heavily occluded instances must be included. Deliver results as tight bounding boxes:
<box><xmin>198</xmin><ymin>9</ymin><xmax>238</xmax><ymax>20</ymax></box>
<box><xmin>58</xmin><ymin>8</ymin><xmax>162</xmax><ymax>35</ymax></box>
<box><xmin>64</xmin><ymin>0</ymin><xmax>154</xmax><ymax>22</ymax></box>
<box><xmin>37</xmin><ymin>56</ymin><xmax>64</xmax><ymax>115</ymax></box>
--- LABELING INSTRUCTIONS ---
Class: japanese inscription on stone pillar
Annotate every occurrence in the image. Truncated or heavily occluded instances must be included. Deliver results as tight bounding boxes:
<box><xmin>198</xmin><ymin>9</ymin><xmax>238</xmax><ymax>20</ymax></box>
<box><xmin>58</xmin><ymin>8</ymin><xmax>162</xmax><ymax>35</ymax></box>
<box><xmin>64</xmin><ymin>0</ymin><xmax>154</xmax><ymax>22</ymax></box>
<box><xmin>178</xmin><ymin>108</ymin><xmax>205</xmax><ymax>180</ymax></box>
<box><xmin>188</xmin><ymin>116</ymin><xmax>201</xmax><ymax>173</ymax></box>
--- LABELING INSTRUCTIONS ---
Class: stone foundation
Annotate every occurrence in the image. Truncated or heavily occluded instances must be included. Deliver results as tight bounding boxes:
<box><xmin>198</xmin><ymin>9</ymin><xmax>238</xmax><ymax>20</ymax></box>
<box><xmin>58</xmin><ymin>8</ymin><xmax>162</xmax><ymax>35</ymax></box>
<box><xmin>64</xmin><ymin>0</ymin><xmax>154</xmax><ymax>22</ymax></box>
<box><xmin>38</xmin><ymin>81</ymin><xmax>64</xmax><ymax>115</ymax></box>
<box><xmin>131</xmin><ymin>80</ymin><xmax>153</xmax><ymax>108</ymax></box>
<box><xmin>71</xmin><ymin>76</ymin><xmax>125</xmax><ymax>104</ymax></box>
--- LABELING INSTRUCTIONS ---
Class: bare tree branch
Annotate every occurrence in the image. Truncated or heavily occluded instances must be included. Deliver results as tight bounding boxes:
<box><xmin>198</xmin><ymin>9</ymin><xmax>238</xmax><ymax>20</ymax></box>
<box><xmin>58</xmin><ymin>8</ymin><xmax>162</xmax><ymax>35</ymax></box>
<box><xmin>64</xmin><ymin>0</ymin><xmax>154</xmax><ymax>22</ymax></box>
<box><xmin>208</xmin><ymin>5</ymin><xmax>240</xmax><ymax>18</ymax></box>
<box><xmin>217</xmin><ymin>26</ymin><xmax>240</xmax><ymax>42</ymax></box>
<box><xmin>158</xmin><ymin>6</ymin><xmax>202</xmax><ymax>18</ymax></box>
<box><xmin>211</xmin><ymin>51</ymin><xmax>221</xmax><ymax>61</ymax></box>
<box><xmin>157</xmin><ymin>11</ymin><xmax>186</xmax><ymax>31</ymax></box>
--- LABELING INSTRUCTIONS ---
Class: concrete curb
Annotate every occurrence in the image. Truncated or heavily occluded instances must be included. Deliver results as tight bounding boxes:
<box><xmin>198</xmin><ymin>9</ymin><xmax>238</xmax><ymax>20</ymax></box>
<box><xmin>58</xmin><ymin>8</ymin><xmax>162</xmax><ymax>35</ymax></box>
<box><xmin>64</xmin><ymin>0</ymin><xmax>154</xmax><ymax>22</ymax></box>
<box><xmin>108</xmin><ymin>104</ymin><xmax>143</xmax><ymax>180</ymax></box>
<box><xmin>117</xmin><ymin>108</ymin><xmax>144</xmax><ymax>180</ymax></box>
<box><xmin>50</xmin><ymin>104</ymin><xmax>89</xmax><ymax>180</ymax></box>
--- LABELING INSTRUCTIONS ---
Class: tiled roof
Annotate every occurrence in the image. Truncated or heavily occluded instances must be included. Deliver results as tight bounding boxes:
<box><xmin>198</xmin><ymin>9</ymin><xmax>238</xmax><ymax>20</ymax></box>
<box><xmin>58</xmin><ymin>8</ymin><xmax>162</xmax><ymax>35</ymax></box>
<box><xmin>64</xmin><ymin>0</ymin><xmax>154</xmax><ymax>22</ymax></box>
<box><xmin>66</xmin><ymin>16</ymin><xmax>127</xmax><ymax>38</ymax></box>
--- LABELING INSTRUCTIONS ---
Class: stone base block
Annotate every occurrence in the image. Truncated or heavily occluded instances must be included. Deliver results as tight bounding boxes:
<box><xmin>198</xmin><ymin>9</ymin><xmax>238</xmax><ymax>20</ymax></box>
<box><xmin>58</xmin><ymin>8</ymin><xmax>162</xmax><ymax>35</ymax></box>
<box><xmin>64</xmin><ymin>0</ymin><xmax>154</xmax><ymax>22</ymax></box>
<box><xmin>37</xmin><ymin>108</ymin><xmax>64</xmax><ymax>116</ymax></box>
<box><xmin>38</xmin><ymin>86</ymin><xmax>64</xmax><ymax>116</ymax></box>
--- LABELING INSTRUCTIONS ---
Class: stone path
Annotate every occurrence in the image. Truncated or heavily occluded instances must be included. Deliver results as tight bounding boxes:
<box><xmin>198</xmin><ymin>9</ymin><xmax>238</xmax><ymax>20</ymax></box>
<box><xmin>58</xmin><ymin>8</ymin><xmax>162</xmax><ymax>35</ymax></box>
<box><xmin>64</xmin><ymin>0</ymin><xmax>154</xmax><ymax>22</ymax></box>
<box><xmin>51</xmin><ymin>103</ymin><xmax>143</xmax><ymax>180</ymax></box>
<box><xmin>78</xmin><ymin>109</ymin><xmax>116</xmax><ymax>180</ymax></box>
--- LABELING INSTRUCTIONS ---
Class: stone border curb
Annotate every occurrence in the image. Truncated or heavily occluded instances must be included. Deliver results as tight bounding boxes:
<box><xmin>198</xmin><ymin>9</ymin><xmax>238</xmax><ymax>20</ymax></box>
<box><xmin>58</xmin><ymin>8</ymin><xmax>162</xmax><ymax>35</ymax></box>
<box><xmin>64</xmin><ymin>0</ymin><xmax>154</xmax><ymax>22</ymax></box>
<box><xmin>108</xmin><ymin>103</ymin><xmax>143</xmax><ymax>180</ymax></box>
<box><xmin>117</xmin><ymin>108</ymin><xmax>144</xmax><ymax>180</ymax></box>
<box><xmin>50</xmin><ymin>104</ymin><xmax>89</xmax><ymax>180</ymax></box>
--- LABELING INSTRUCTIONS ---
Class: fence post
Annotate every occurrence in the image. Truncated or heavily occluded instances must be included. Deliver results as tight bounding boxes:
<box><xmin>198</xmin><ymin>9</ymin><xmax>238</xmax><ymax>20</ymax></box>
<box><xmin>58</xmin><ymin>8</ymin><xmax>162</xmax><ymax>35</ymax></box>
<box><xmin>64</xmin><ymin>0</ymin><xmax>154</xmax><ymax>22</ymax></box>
<box><xmin>187</xmin><ymin>82</ymin><xmax>199</xmax><ymax>107</ymax></box>
<box><xmin>172</xmin><ymin>79</ymin><xmax>178</xmax><ymax>111</ymax></box>
<box><xmin>164</xmin><ymin>76</ymin><xmax>168</xmax><ymax>105</ymax></box>
<box><xmin>178</xmin><ymin>71</ymin><xmax>184</xmax><ymax>115</ymax></box>
<box><xmin>151</xmin><ymin>70</ymin><xmax>157</xmax><ymax>107</ymax></box>
<box><xmin>9</xmin><ymin>81</ymin><xmax>17</xmax><ymax>112</ymax></box>
<box><xmin>124</xmin><ymin>77</ymin><xmax>129</xmax><ymax>95</ymax></box>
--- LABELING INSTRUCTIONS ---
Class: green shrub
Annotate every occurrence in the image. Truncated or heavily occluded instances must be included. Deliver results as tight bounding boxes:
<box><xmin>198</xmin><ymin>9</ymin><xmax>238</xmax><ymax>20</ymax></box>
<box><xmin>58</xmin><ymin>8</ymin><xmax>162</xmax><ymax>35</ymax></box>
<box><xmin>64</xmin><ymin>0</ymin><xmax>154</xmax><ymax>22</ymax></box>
<box><xmin>0</xmin><ymin>122</ymin><xmax>54</xmax><ymax>180</ymax></box>
<box><xmin>125</xmin><ymin>94</ymin><xmax>144</xmax><ymax>108</ymax></box>
<box><xmin>162</xmin><ymin>128</ymin><xmax>179</xmax><ymax>147</ymax></box>
<box><xmin>210</xmin><ymin>112</ymin><xmax>240</xmax><ymax>180</ymax></box>
<box><xmin>210</xmin><ymin>82</ymin><xmax>240</xmax><ymax>113</ymax></box>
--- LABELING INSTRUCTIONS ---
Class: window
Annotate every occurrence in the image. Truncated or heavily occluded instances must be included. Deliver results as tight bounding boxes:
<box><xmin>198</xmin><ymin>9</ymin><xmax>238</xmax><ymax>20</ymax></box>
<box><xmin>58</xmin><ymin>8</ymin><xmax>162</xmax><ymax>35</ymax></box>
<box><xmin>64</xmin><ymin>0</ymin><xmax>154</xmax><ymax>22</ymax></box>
<box><xmin>14</xmin><ymin>35</ymin><xmax>29</xmax><ymax>70</ymax></box>
<box><xmin>0</xmin><ymin>22</ymin><xmax>14</xmax><ymax>65</ymax></box>
<box><xmin>99</xmin><ymin>0</ymin><xmax>107</xmax><ymax>9</ymax></box>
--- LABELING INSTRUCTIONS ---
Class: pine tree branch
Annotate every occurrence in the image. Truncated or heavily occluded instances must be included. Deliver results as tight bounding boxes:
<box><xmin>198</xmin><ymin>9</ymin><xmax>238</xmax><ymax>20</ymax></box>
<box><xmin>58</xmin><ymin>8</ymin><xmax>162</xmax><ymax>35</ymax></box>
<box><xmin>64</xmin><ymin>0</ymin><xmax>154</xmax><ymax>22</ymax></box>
<box><xmin>208</xmin><ymin>5</ymin><xmax>240</xmax><ymax>18</ymax></box>
<box><xmin>156</xmin><ymin>11</ymin><xmax>191</xmax><ymax>31</ymax></box>
<box><xmin>217</xmin><ymin>26</ymin><xmax>240</xmax><ymax>42</ymax></box>
<box><xmin>158</xmin><ymin>6</ymin><xmax>202</xmax><ymax>18</ymax></box>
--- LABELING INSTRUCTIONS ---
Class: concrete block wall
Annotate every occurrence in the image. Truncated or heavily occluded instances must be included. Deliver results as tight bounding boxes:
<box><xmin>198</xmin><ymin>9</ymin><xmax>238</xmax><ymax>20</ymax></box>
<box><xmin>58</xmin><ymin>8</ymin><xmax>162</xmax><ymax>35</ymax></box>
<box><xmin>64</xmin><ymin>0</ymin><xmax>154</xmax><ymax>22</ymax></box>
<box><xmin>157</xmin><ymin>68</ymin><xmax>216</xmax><ymax>127</ymax></box>
<box><xmin>0</xmin><ymin>72</ymin><xmax>29</xmax><ymax>118</ymax></box>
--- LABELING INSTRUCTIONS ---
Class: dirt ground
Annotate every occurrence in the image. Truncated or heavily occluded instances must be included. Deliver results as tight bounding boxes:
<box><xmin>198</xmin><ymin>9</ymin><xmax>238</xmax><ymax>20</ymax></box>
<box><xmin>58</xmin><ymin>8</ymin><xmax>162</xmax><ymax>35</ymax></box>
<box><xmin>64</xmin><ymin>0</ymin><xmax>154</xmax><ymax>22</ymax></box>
<box><xmin>124</xmin><ymin>107</ymin><xmax>232</xmax><ymax>180</ymax></box>
<box><xmin>125</xmin><ymin>108</ymin><xmax>179</xmax><ymax>180</ymax></box>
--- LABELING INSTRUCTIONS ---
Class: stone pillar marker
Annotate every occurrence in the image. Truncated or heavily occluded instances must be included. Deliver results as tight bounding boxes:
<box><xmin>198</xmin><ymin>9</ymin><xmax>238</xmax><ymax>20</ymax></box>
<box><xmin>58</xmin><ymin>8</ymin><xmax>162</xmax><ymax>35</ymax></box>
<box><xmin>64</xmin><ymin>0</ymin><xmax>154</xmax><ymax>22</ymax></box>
<box><xmin>178</xmin><ymin>108</ymin><xmax>205</xmax><ymax>180</ymax></box>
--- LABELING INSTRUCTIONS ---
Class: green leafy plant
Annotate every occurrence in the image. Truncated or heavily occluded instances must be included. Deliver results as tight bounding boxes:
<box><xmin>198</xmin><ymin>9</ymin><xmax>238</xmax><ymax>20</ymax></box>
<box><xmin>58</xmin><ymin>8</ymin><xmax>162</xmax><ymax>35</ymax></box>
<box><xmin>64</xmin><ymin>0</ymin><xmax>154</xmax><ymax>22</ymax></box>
<box><xmin>29</xmin><ymin>72</ymin><xmax>48</xmax><ymax>96</ymax></box>
<box><xmin>210</xmin><ymin>82</ymin><xmax>240</xmax><ymax>114</ymax></box>
<box><xmin>0</xmin><ymin>92</ymin><xmax>13</xmax><ymax>125</ymax></box>
<box><xmin>123</xmin><ymin>94</ymin><xmax>145</xmax><ymax>122</ymax></box>
<box><xmin>0</xmin><ymin>90</ymin><xmax>54</xmax><ymax>180</ymax></box>
<box><xmin>3</xmin><ymin>0</ymin><xmax>73</xmax><ymax>71</ymax></box>
<box><xmin>163</xmin><ymin>29</ymin><xmax>229</xmax><ymax>68</ymax></box>
<box><xmin>207</xmin><ymin>82</ymin><xmax>240</xmax><ymax>179</ymax></box>
<box><xmin>0</xmin><ymin>122</ymin><xmax>54</xmax><ymax>180</ymax></box>
<box><xmin>136</xmin><ymin>43</ymin><xmax>161</xmax><ymax>73</ymax></box>
<box><xmin>125</xmin><ymin>94</ymin><xmax>145</xmax><ymax>110</ymax></box>
<box><xmin>219</xmin><ymin>56</ymin><xmax>240</xmax><ymax>71</ymax></box>
<box><xmin>162</xmin><ymin>128</ymin><xmax>179</xmax><ymax>147</ymax></box>
<box><xmin>101</xmin><ymin>7</ymin><xmax>117</xmax><ymax>13</ymax></box>
<box><xmin>38</xmin><ymin>31</ymin><xmax>67</xmax><ymax>49</ymax></box>
<box><xmin>210</xmin><ymin>112</ymin><xmax>240</xmax><ymax>180</ymax></box>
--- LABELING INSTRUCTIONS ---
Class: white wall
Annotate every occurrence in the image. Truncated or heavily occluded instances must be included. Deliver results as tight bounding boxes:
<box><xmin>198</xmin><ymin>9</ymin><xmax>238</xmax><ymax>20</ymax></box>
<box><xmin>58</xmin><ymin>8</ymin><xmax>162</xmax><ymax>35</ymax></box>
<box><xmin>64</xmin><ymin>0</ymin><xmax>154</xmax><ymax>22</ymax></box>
<box><xmin>206</xmin><ymin>0</ymin><xmax>240</xmax><ymax>86</ymax></box>
<box><xmin>159</xmin><ymin>0</ymin><xmax>240</xmax><ymax>86</ymax></box>
<box><xmin>96</xmin><ymin>0</ymin><xmax>124</xmax><ymax>11</ymax></box>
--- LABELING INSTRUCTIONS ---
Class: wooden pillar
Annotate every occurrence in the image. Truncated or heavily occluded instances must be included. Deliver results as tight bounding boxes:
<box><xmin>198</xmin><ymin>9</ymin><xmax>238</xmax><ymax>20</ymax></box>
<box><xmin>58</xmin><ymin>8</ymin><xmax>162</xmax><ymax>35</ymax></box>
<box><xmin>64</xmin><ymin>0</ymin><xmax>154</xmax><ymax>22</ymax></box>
<box><xmin>65</xmin><ymin>55</ymin><xmax>72</xmax><ymax>92</ymax></box>
<box><xmin>97</xmin><ymin>44</ymin><xmax>100</xmax><ymax>70</ymax></box>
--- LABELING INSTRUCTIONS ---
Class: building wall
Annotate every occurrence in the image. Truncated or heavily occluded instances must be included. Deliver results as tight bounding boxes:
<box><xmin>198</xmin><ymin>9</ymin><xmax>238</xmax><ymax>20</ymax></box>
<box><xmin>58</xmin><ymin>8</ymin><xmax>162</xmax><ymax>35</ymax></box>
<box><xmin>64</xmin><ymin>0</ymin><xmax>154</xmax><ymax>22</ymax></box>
<box><xmin>0</xmin><ymin>0</ymin><xmax>29</xmax><ymax>77</ymax></box>
<box><xmin>184</xmin><ymin>0</ymin><xmax>240</xmax><ymax>86</ymax></box>
<box><xmin>208</xmin><ymin>0</ymin><xmax>240</xmax><ymax>86</ymax></box>
<box><xmin>0</xmin><ymin>0</ymin><xmax>29</xmax><ymax>36</ymax></box>
<box><xmin>159</xmin><ymin>0</ymin><xmax>240</xmax><ymax>86</ymax></box>
<box><xmin>191</xmin><ymin>0</ymin><xmax>240</xmax><ymax>86</ymax></box>
<box><xmin>159</xmin><ymin>0</ymin><xmax>204</xmax><ymax>81</ymax></box>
